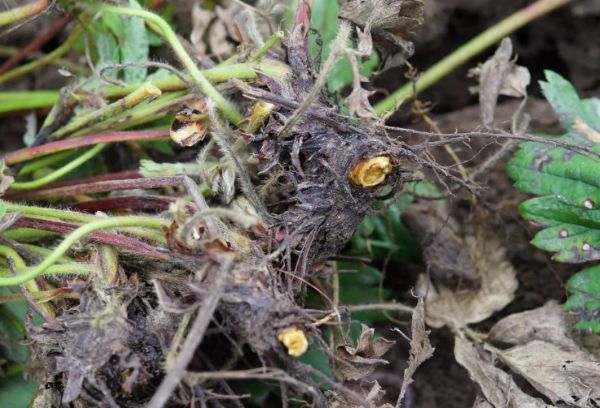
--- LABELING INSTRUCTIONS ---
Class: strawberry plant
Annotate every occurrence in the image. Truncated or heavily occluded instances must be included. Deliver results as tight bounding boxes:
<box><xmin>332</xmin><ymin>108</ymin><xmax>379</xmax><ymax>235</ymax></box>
<box><xmin>508</xmin><ymin>70</ymin><xmax>600</xmax><ymax>333</ymax></box>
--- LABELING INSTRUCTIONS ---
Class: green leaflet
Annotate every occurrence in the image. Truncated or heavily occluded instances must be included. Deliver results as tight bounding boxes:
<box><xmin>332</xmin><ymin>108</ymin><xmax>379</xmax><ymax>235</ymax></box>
<box><xmin>122</xmin><ymin>0</ymin><xmax>149</xmax><ymax>84</ymax></box>
<box><xmin>507</xmin><ymin>70</ymin><xmax>600</xmax><ymax>333</ymax></box>
<box><xmin>565</xmin><ymin>265</ymin><xmax>600</xmax><ymax>333</ymax></box>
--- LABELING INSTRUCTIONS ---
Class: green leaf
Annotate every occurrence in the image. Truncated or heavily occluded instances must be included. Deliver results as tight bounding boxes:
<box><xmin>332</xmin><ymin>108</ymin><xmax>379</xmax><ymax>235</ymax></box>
<box><xmin>94</xmin><ymin>19</ymin><xmax>120</xmax><ymax>81</ymax></box>
<box><xmin>540</xmin><ymin>70</ymin><xmax>600</xmax><ymax>132</ymax></box>
<box><xmin>309</xmin><ymin>0</ymin><xmax>380</xmax><ymax>93</ymax></box>
<box><xmin>122</xmin><ymin>0</ymin><xmax>150</xmax><ymax>84</ymax></box>
<box><xmin>0</xmin><ymin>372</ymin><xmax>37</xmax><ymax>408</ymax></box>
<box><xmin>565</xmin><ymin>265</ymin><xmax>600</xmax><ymax>333</ymax></box>
<box><xmin>508</xmin><ymin>70</ymin><xmax>600</xmax><ymax>332</ymax></box>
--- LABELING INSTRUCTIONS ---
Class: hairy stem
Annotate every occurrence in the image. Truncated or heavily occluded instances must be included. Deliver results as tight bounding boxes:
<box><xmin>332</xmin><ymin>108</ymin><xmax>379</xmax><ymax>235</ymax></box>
<box><xmin>5</xmin><ymin>130</ymin><xmax>168</xmax><ymax>165</ymax></box>
<box><xmin>0</xmin><ymin>216</ymin><xmax>167</xmax><ymax>286</ymax></box>
<box><xmin>10</xmin><ymin>144</ymin><xmax>106</xmax><ymax>190</ymax></box>
<box><xmin>84</xmin><ymin>1</ymin><xmax>243</xmax><ymax>124</ymax></box>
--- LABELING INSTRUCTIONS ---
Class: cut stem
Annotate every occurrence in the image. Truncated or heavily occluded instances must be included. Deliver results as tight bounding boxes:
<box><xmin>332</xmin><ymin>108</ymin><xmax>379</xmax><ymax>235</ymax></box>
<box><xmin>374</xmin><ymin>0</ymin><xmax>575</xmax><ymax>116</ymax></box>
<box><xmin>50</xmin><ymin>82</ymin><xmax>162</xmax><ymax>140</ymax></box>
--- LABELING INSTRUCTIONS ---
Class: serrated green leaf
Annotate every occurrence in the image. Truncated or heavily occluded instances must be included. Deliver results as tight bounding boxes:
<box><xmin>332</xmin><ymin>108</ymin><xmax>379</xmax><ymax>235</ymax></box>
<box><xmin>540</xmin><ymin>70</ymin><xmax>600</xmax><ymax>131</ymax></box>
<box><xmin>509</xmin><ymin>71</ymin><xmax>600</xmax><ymax>333</ymax></box>
<box><xmin>565</xmin><ymin>265</ymin><xmax>600</xmax><ymax>333</ymax></box>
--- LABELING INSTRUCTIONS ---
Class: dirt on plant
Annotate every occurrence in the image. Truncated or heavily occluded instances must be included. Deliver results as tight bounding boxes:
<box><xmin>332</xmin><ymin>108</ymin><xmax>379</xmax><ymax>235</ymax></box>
<box><xmin>0</xmin><ymin>0</ymin><xmax>599</xmax><ymax>408</ymax></box>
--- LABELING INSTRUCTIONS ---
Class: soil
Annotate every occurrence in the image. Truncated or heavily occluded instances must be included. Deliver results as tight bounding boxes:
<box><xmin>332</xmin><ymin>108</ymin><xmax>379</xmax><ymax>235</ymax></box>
<box><xmin>1</xmin><ymin>0</ymin><xmax>599</xmax><ymax>407</ymax></box>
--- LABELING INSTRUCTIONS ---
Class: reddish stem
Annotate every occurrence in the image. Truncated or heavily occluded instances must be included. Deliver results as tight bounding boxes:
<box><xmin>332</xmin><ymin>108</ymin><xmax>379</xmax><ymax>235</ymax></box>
<box><xmin>0</xmin><ymin>13</ymin><xmax>73</xmax><ymax>75</ymax></box>
<box><xmin>13</xmin><ymin>217</ymin><xmax>169</xmax><ymax>260</ymax></box>
<box><xmin>4</xmin><ymin>130</ymin><xmax>169</xmax><ymax>165</ymax></box>
<box><xmin>69</xmin><ymin>195</ymin><xmax>177</xmax><ymax>213</ymax></box>
<box><xmin>6</xmin><ymin>175</ymin><xmax>186</xmax><ymax>201</ymax></box>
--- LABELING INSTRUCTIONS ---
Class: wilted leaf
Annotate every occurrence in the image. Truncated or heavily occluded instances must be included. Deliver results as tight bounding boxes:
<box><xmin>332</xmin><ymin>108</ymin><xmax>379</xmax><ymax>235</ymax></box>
<box><xmin>339</xmin><ymin>0</ymin><xmax>424</xmax><ymax>57</ymax></box>
<box><xmin>498</xmin><ymin>340</ymin><xmax>600</xmax><ymax>407</ymax></box>
<box><xmin>469</xmin><ymin>38</ymin><xmax>530</xmax><ymax>126</ymax></box>
<box><xmin>396</xmin><ymin>297</ymin><xmax>434</xmax><ymax>406</ymax></box>
<box><xmin>416</xmin><ymin>236</ymin><xmax>517</xmax><ymax>328</ymax></box>
<box><xmin>403</xmin><ymin>201</ymin><xmax>478</xmax><ymax>287</ymax></box>
<box><xmin>335</xmin><ymin>324</ymin><xmax>395</xmax><ymax>381</ymax></box>
<box><xmin>488</xmin><ymin>301</ymin><xmax>580</xmax><ymax>350</ymax></box>
<box><xmin>454</xmin><ymin>337</ymin><xmax>550</xmax><ymax>408</ymax></box>
<box><xmin>327</xmin><ymin>380</ymin><xmax>389</xmax><ymax>408</ymax></box>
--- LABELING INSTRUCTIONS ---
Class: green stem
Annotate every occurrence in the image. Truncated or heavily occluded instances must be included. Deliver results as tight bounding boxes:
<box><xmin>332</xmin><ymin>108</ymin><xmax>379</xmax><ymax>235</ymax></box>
<box><xmin>10</xmin><ymin>144</ymin><xmax>106</xmax><ymax>190</ymax></box>
<box><xmin>103</xmin><ymin>59</ymin><xmax>289</xmax><ymax>98</ymax></box>
<box><xmin>51</xmin><ymin>83</ymin><xmax>162</xmax><ymax>140</ymax></box>
<box><xmin>85</xmin><ymin>1</ymin><xmax>242</xmax><ymax>124</ymax></box>
<box><xmin>0</xmin><ymin>60</ymin><xmax>290</xmax><ymax>114</ymax></box>
<box><xmin>0</xmin><ymin>245</ymin><xmax>55</xmax><ymax>316</ymax></box>
<box><xmin>0</xmin><ymin>0</ymin><xmax>48</xmax><ymax>26</ymax></box>
<box><xmin>0</xmin><ymin>22</ymin><xmax>85</xmax><ymax>86</ymax></box>
<box><xmin>0</xmin><ymin>216</ymin><xmax>167</xmax><ymax>286</ymax></box>
<box><xmin>0</xmin><ymin>45</ymin><xmax>90</xmax><ymax>76</ymax></box>
<box><xmin>2</xmin><ymin>201</ymin><xmax>169</xmax><ymax>243</ymax></box>
<box><xmin>374</xmin><ymin>0</ymin><xmax>574</xmax><ymax>116</ymax></box>
<box><xmin>0</xmin><ymin>90</ymin><xmax>59</xmax><ymax>114</ymax></box>
<box><xmin>250</xmin><ymin>31</ymin><xmax>284</xmax><ymax>62</ymax></box>
<box><xmin>0</xmin><ymin>263</ymin><xmax>99</xmax><ymax>280</ymax></box>
<box><xmin>18</xmin><ymin>149</ymin><xmax>80</xmax><ymax>175</ymax></box>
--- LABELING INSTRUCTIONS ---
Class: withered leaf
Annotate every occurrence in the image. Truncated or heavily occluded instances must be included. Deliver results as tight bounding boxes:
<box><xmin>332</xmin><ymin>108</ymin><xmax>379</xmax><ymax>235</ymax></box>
<box><xmin>339</xmin><ymin>0</ymin><xmax>424</xmax><ymax>51</ymax></box>
<box><xmin>454</xmin><ymin>337</ymin><xmax>551</xmax><ymax>408</ymax></box>
<box><xmin>396</xmin><ymin>297</ymin><xmax>434</xmax><ymax>407</ymax></box>
<box><xmin>488</xmin><ymin>301</ymin><xmax>580</xmax><ymax>351</ymax></box>
<box><xmin>340</xmin><ymin>0</ymin><xmax>423</xmax><ymax>72</ymax></box>
<box><xmin>468</xmin><ymin>38</ymin><xmax>530</xmax><ymax>126</ymax></box>
<box><xmin>416</xmin><ymin>236</ymin><xmax>518</xmax><ymax>328</ymax></box>
<box><xmin>498</xmin><ymin>340</ymin><xmax>600</xmax><ymax>407</ymax></box>
<box><xmin>327</xmin><ymin>380</ymin><xmax>389</xmax><ymax>408</ymax></box>
<box><xmin>335</xmin><ymin>324</ymin><xmax>395</xmax><ymax>381</ymax></box>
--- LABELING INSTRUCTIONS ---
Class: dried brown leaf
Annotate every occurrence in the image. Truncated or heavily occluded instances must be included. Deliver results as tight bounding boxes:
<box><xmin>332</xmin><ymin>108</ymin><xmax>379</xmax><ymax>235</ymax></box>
<box><xmin>402</xmin><ymin>202</ymin><xmax>478</xmax><ymax>286</ymax></box>
<box><xmin>498</xmin><ymin>340</ymin><xmax>600</xmax><ymax>407</ymax></box>
<box><xmin>335</xmin><ymin>324</ymin><xmax>396</xmax><ymax>381</ymax></box>
<box><xmin>339</xmin><ymin>0</ymin><xmax>424</xmax><ymax>51</ymax></box>
<box><xmin>488</xmin><ymin>301</ymin><xmax>580</xmax><ymax>351</ymax></box>
<box><xmin>469</xmin><ymin>38</ymin><xmax>530</xmax><ymax>126</ymax></box>
<box><xmin>454</xmin><ymin>337</ymin><xmax>551</xmax><ymax>408</ymax></box>
<box><xmin>416</xmin><ymin>236</ymin><xmax>518</xmax><ymax>328</ymax></box>
<box><xmin>396</xmin><ymin>297</ymin><xmax>434</xmax><ymax>407</ymax></box>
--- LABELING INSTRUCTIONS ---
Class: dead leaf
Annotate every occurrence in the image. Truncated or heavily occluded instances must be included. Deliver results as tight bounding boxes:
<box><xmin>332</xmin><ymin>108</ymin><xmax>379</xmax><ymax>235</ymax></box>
<box><xmin>327</xmin><ymin>380</ymin><xmax>389</xmax><ymax>408</ymax></box>
<box><xmin>335</xmin><ymin>324</ymin><xmax>396</xmax><ymax>381</ymax></box>
<box><xmin>340</xmin><ymin>0</ymin><xmax>424</xmax><ymax>71</ymax></box>
<box><xmin>468</xmin><ymin>38</ymin><xmax>530</xmax><ymax>126</ymax></box>
<box><xmin>454</xmin><ymin>336</ymin><xmax>551</xmax><ymax>408</ymax></box>
<box><xmin>416</xmin><ymin>236</ymin><xmax>518</xmax><ymax>328</ymax></box>
<box><xmin>488</xmin><ymin>301</ymin><xmax>580</xmax><ymax>351</ymax></box>
<box><xmin>402</xmin><ymin>202</ymin><xmax>478</xmax><ymax>287</ymax></box>
<box><xmin>498</xmin><ymin>340</ymin><xmax>600</xmax><ymax>407</ymax></box>
<box><xmin>472</xmin><ymin>394</ymin><xmax>494</xmax><ymax>408</ymax></box>
<box><xmin>190</xmin><ymin>2</ymin><xmax>238</xmax><ymax>60</ymax></box>
<box><xmin>396</xmin><ymin>297</ymin><xmax>434</xmax><ymax>407</ymax></box>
